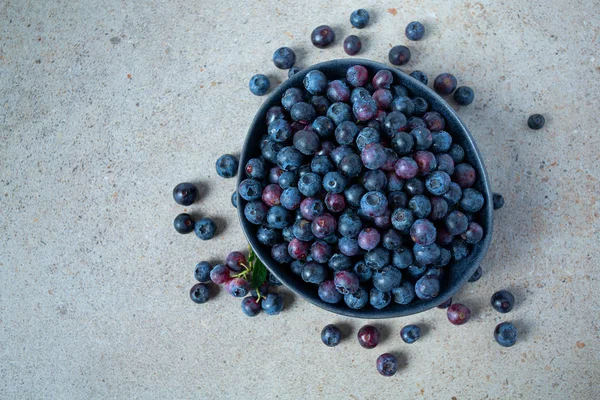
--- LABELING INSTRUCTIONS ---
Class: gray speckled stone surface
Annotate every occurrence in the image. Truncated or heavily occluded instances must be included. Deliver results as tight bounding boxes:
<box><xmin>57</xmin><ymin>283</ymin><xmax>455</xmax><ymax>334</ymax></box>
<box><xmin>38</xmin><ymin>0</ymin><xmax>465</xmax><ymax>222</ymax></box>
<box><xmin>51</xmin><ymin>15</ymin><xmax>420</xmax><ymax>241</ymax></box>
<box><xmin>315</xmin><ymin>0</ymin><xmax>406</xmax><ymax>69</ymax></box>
<box><xmin>1</xmin><ymin>1</ymin><xmax>599</xmax><ymax>398</ymax></box>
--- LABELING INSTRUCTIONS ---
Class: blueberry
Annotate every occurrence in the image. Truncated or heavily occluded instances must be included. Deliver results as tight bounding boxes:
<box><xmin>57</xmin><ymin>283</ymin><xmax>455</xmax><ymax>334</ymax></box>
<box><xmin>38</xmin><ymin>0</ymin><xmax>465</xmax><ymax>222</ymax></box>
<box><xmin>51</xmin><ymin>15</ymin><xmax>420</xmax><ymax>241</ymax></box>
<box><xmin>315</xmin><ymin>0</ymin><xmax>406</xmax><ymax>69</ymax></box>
<box><xmin>386</xmin><ymin>171</ymin><xmax>404</xmax><ymax>192</ymax></box>
<box><xmin>173</xmin><ymin>182</ymin><xmax>198</xmax><ymax>206</ymax></box>
<box><xmin>303</xmin><ymin>70</ymin><xmax>328</xmax><ymax>95</ymax></box>
<box><xmin>299</xmin><ymin>197</ymin><xmax>325</xmax><ymax>220</ymax></box>
<box><xmin>262</xmin><ymin>293</ymin><xmax>284</xmax><ymax>315</ymax></box>
<box><xmin>262</xmin><ymin>184</ymin><xmax>282</xmax><ymax>207</ymax></box>
<box><xmin>372</xmin><ymin>70</ymin><xmax>394</xmax><ymax>90</ymax></box>
<box><xmin>283</xmin><ymin>226</ymin><xmax>296</xmax><ymax>242</ymax></box>
<box><xmin>493</xmin><ymin>193</ymin><xmax>505</xmax><ymax>210</ymax></box>
<box><xmin>354</xmin><ymin>260</ymin><xmax>373</xmax><ymax>282</ymax></box>
<box><xmin>414</xmin><ymin>275</ymin><xmax>440</xmax><ymax>300</ymax></box>
<box><xmin>311</xmin><ymin>96</ymin><xmax>332</xmax><ymax>117</ymax></box>
<box><xmin>435</xmin><ymin>226</ymin><xmax>454</xmax><ymax>246</ymax></box>
<box><xmin>408</xmin><ymin>195</ymin><xmax>432</xmax><ymax>219</ymax></box>
<box><xmin>318</xmin><ymin>280</ymin><xmax>343</xmax><ymax>303</ymax></box>
<box><xmin>261</xmin><ymin>140</ymin><xmax>284</xmax><ymax>164</ymax></box>
<box><xmin>410</xmin><ymin>127</ymin><xmax>433</xmax><ymax>150</ymax></box>
<box><xmin>210</xmin><ymin>264</ymin><xmax>230</xmax><ymax>284</ymax></box>
<box><xmin>267</xmin><ymin>205</ymin><xmax>291</xmax><ymax>229</ymax></box>
<box><xmin>327</xmin><ymin>102</ymin><xmax>352</xmax><ymax>125</ymax></box>
<box><xmin>321</xmin><ymin>171</ymin><xmax>346</xmax><ymax>194</ymax></box>
<box><xmin>231</xmin><ymin>191</ymin><xmax>238</xmax><ymax>208</ymax></box>
<box><xmin>344</xmin><ymin>184</ymin><xmax>367</xmax><ymax>208</ymax></box>
<box><xmin>430</xmin><ymin>131</ymin><xmax>452</xmax><ymax>153</ymax></box>
<box><xmin>291</xmin><ymin>102</ymin><xmax>316</xmax><ymax>124</ymax></box>
<box><xmin>468</xmin><ymin>265</ymin><xmax>483</xmax><ymax>282</ymax></box>
<box><xmin>453</xmin><ymin>163</ymin><xmax>477</xmax><ymax>189</ymax></box>
<box><xmin>436</xmin><ymin>153</ymin><xmax>455</xmax><ymax>175</ymax></box>
<box><xmin>391</xmin><ymin>208</ymin><xmax>414</xmax><ymax>234</ymax></box>
<box><xmin>321</xmin><ymin>324</ymin><xmax>342</xmax><ymax>347</ymax></box>
<box><xmin>382</xmin><ymin>111</ymin><xmax>408</xmax><ymax>137</ymax></box>
<box><xmin>494</xmin><ymin>322</ymin><xmax>517</xmax><ymax>347</ymax></box>
<box><xmin>388</xmin><ymin>191</ymin><xmax>408</xmax><ymax>209</ymax></box>
<box><xmin>239</xmin><ymin>296</ymin><xmax>261</xmax><ymax>317</ymax></box>
<box><xmin>392</xmin><ymin>281</ymin><xmax>415</xmax><ymax>304</ymax></box>
<box><xmin>225</xmin><ymin>277</ymin><xmax>251</xmax><ymax>298</ymax></box>
<box><xmin>311</xmin><ymin>213</ymin><xmax>337</xmax><ymax>239</ymax></box>
<box><xmin>340</xmin><ymin>153</ymin><xmax>362</xmax><ymax>177</ymax></box>
<box><xmin>410</xmin><ymin>70</ymin><xmax>428</xmax><ymax>85</ymax></box>
<box><xmin>413</xmin><ymin>243</ymin><xmax>441</xmax><ymax>266</ymax></box>
<box><xmin>269</xmin><ymin>166</ymin><xmax>284</xmax><ymax>184</ymax></box>
<box><xmin>392</xmin><ymin>96</ymin><xmax>415</xmax><ymax>116</ymax></box>
<box><xmin>357</xmin><ymin>325</ymin><xmax>381</xmax><ymax>349</ymax></box>
<box><xmin>334</xmin><ymin>270</ymin><xmax>360</xmax><ymax>294</ymax></box>
<box><xmin>293</xmin><ymin>218</ymin><xmax>315</xmax><ymax>241</ymax></box>
<box><xmin>346</xmin><ymin>65</ymin><xmax>369</xmax><ymax>87</ymax></box>
<box><xmin>338</xmin><ymin>210</ymin><xmax>363</xmax><ymax>238</ymax></box>
<box><xmin>451</xmin><ymin>239</ymin><xmax>469</xmax><ymax>261</ymax></box>
<box><xmin>454</xmin><ymin>86</ymin><xmax>474</xmax><ymax>105</ymax></box>
<box><xmin>423</xmin><ymin>111</ymin><xmax>446</xmax><ymax>132</ymax></box>
<box><xmin>408</xmin><ymin>116</ymin><xmax>426</xmax><ymax>131</ymax></box>
<box><xmin>491</xmin><ymin>290</ymin><xmax>515</xmax><ymax>313</ymax></box>
<box><xmin>193</xmin><ymin>261</ymin><xmax>212</xmax><ymax>283</ymax></box>
<box><xmin>425</xmin><ymin>171</ymin><xmax>451</xmax><ymax>196</ymax></box>
<box><xmin>327</xmin><ymin>80</ymin><xmax>351</xmax><ymax>103</ymax></box>
<box><xmin>405</xmin><ymin>21</ymin><xmax>425</xmax><ymax>40</ymax></box>
<box><xmin>448</xmin><ymin>144</ymin><xmax>465</xmax><ymax>163</ymax></box>
<box><xmin>272</xmin><ymin>243</ymin><xmax>293</xmax><ymax>263</ymax></box>
<box><xmin>279</xmin><ymin>171</ymin><xmax>298</xmax><ymax>189</ymax></box>
<box><xmin>281</xmin><ymin>87</ymin><xmax>304</xmax><ymax>111</ymax></box>
<box><xmin>301</xmin><ymin>261</ymin><xmax>328</xmax><ymax>284</ymax></box>
<box><xmin>225</xmin><ymin>251</ymin><xmax>247</xmax><ymax>272</ymax></box>
<box><xmin>343</xmin><ymin>35</ymin><xmax>362</xmax><ymax>55</ymax></box>
<box><xmin>400</xmin><ymin>325</ymin><xmax>421</xmax><ymax>344</ymax></box>
<box><xmin>344</xmin><ymin>286</ymin><xmax>369</xmax><ymax>309</ymax></box>
<box><xmin>350</xmin><ymin>8</ymin><xmax>370</xmax><ymax>28</ymax></box>
<box><xmin>394</xmin><ymin>157</ymin><xmax>417</xmax><ymax>179</ymax></box>
<box><xmin>243</xmin><ymin>159</ymin><xmax>265</xmax><ymax>180</ymax></box>
<box><xmin>442</xmin><ymin>182</ymin><xmax>462</xmax><ymax>206</ymax></box>
<box><xmin>249</xmin><ymin>74</ymin><xmax>270</xmax><ymax>96</ymax></box>
<box><xmin>445</xmin><ymin>210</ymin><xmax>468</xmax><ymax>235</ymax></box>
<box><xmin>310</xmin><ymin>240</ymin><xmax>333</xmax><ymax>263</ymax></box>
<box><xmin>190</xmin><ymin>283</ymin><xmax>211</xmax><ymax>304</ymax></box>
<box><xmin>357</xmin><ymin>227</ymin><xmax>380</xmax><ymax>251</ymax></box>
<box><xmin>353</xmin><ymin>97</ymin><xmax>377</xmax><ymax>121</ymax></box>
<box><xmin>380</xmin><ymin>230</ymin><xmax>402</xmax><ymax>252</ymax></box>
<box><xmin>268</xmin><ymin>119</ymin><xmax>292</xmax><ymax>143</ymax></box>
<box><xmin>361</xmin><ymin>143</ymin><xmax>387</xmax><ymax>170</ymax></box>
<box><xmin>429</xmin><ymin>196</ymin><xmax>449</xmax><ymax>221</ymax></box>
<box><xmin>373</xmin><ymin>88</ymin><xmax>393</xmax><ymax>110</ymax></box>
<box><xmin>414</xmin><ymin>150</ymin><xmax>437</xmax><ymax>176</ymax></box>
<box><xmin>527</xmin><ymin>114</ymin><xmax>545</xmax><ymax>130</ymax></box>
<box><xmin>266</xmin><ymin>106</ymin><xmax>286</xmax><ymax>125</ymax></box>
<box><xmin>288</xmin><ymin>66</ymin><xmax>301</xmax><ymax>78</ymax></box>
<box><xmin>370</xmin><ymin>288</ymin><xmax>391</xmax><ymax>309</ymax></box>
<box><xmin>298</xmin><ymin>172</ymin><xmax>322</xmax><ymax>197</ymax></box>
<box><xmin>311</xmin><ymin>155</ymin><xmax>334</xmax><ymax>175</ymax></box>
<box><xmin>335</xmin><ymin>121</ymin><xmax>359</xmax><ymax>145</ymax></box>
<box><xmin>339</xmin><ymin>236</ymin><xmax>361</xmax><ymax>256</ymax></box>
<box><xmin>290</xmin><ymin>260</ymin><xmax>305</xmax><ymax>276</ymax></box>
<box><xmin>433</xmin><ymin>73</ymin><xmax>458</xmax><ymax>95</ymax></box>
<box><xmin>272</xmin><ymin>46</ymin><xmax>296</xmax><ymax>69</ymax></box>
<box><xmin>364</xmin><ymin>247</ymin><xmax>391</xmax><ymax>271</ymax></box>
<box><xmin>174</xmin><ymin>213</ymin><xmax>195</xmax><ymax>234</ymax></box>
<box><xmin>328</xmin><ymin>253</ymin><xmax>352</xmax><ymax>272</ymax></box>
<box><xmin>330</xmin><ymin>145</ymin><xmax>354</xmax><ymax>166</ymax></box>
<box><xmin>389</xmin><ymin>45</ymin><xmax>411</xmax><ymax>65</ymax></box>
<box><xmin>311</xmin><ymin>25</ymin><xmax>335</xmax><ymax>48</ymax></box>
<box><xmin>350</xmin><ymin>87</ymin><xmax>370</xmax><ymax>104</ymax></box>
<box><xmin>411</xmin><ymin>97</ymin><xmax>429</xmax><ymax>116</ymax></box>
<box><xmin>257</xmin><ymin>226</ymin><xmax>280</xmax><ymax>246</ymax></box>
<box><xmin>194</xmin><ymin>218</ymin><xmax>216</xmax><ymax>240</ymax></box>
<box><xmin>311</xmin><ymin>117</ymin><xmax>335</xmax><ymax>140</ymax></box>
<box><xmin>410</xmin><ymin>219</ymin><xmax>436</xmax><ymax>246</ymax></box>
<box><xmin>373</xmin><ymin>266</ymin><xmax>402</xmax><ymax>292</ymax></box>
<box><xmin>458</xmin><ymin>188</ymin><xmax>484</xmax><ymax>213</ymax></box>
<box><xmin>324</xmin><ymin>192</ymin><xmax>346</xmax><ymax>213</ymax></box>
<box><xmin>391</xmin><ymin>84</ymin><xmax>409</xmax><ymax>97</ymax></box>
<box><xmin>376</xmin><ymin>353</ymin><xmax>397</xmax><ymax>377</ymax></box>
<box><xmin>356</xmin><ymin>127</ymin><xmax>381</xmax><ymax>151</ymax></box>
<box><xmin>447</xmin><ymin>303</ymin><xmax>471</xmax><ymax>325</ymax></box>
<box><xmin>360</xmin><ymin>191</ymin><xmax>388</xmax><ymax>217</ymax></box>
<box><xmin>280</xmin><ymin>187</ymin><xmax>302</xmax><ymax>210</ymax></box>
<box><xmin>437</xmin><ymin>297</ymin><xmax>452</xmax><ymax>309</ymax></box>
<box><xmin>404</xmin><ymin>177</ymin><xmax>425</xmax><ymax>196</ymax></box>
<box><xmin>462</xmin><ymin>222</ymin><xmax>484</xmax><ymax>245</ymax></box>
<box><xmin>434</xmin><ymin>248</ymin><xmax>451</xmax><ymax>267</ymax></box>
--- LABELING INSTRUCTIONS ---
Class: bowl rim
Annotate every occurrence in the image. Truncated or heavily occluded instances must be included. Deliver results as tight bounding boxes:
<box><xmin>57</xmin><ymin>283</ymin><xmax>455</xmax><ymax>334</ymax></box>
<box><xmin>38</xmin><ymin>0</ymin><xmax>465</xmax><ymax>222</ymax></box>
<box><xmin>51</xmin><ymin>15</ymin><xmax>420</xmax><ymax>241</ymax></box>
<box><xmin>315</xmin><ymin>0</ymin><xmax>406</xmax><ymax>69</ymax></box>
<box><xmin>237</xmin><ymin>58</ymin><xmax>493</xmax><ymax>319</ymax></box>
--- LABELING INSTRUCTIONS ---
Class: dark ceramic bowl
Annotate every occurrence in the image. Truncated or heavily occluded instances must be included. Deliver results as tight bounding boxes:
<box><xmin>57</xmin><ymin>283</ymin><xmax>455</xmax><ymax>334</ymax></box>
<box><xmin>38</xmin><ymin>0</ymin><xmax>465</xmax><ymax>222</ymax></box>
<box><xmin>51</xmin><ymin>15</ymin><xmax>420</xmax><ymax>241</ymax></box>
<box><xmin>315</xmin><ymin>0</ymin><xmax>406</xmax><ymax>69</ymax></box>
<box><xmin>237</xmin><ymin>59</ymin><xmax>493</xmax><ymax>319</ymax></box>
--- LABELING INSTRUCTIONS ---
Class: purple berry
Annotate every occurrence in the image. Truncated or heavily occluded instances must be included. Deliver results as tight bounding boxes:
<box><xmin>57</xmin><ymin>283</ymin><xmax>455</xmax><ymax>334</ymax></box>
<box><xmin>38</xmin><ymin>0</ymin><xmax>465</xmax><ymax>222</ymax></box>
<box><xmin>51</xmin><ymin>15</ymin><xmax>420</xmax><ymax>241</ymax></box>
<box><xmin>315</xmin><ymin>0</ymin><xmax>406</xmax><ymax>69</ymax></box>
<box><xmin>357</xmin><ymin>325</ymin><xmax>380</xmax><ymax>349</ymax></box>
<box><xmin>447</xmin><ymin>303</ymin><xmax>471</xmax><ymax>325</ymax></box>
<box><xmin>410</xmin><ymin>219</ymin><xmax>437</xmax><ymax>245</ymax></box>
<box><xmin>334</xmin><ymin>270</ymin><xmax>360</xmax><ymax>294</ymax></box>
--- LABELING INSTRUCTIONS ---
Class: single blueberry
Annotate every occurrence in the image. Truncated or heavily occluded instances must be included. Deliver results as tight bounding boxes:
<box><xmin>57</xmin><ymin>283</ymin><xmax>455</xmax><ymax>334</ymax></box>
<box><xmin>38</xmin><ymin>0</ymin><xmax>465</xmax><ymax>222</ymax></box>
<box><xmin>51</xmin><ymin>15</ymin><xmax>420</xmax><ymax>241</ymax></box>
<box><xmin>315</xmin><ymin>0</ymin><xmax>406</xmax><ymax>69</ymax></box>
<box><xmin>190</xmin><ymin>283</ymin><xmax>211</xmax><ymax>304</ymax></box>
<box><xmin>400</xmin><ymin>325</ymin><xmax>421</xmax><ymax>344</ymax></box>
<box><xmin>249</xmin><ymin>74</ymin><xmax>270</xmax><ymax>96</ymax></box>
<box><xmin>494</xmin><ymin>322</ymin><xmax>518</xmax><ymax>347</ymax></box>
<box><xmin>350</xmin><ymin>8</ymin><xmax>370</xmax><ymax>28</ymax></box>
<box><xmin>321</xmin><ymin>324</ymin><xmax>342</xmax><ymax>347</ymax></box>
<box><xmin>194</xmin><ymin>218</ymin><xmax>216</xmax><ymax>240</ymax></box>
<box><xmin>273</xmin><ymin>47</ymin><xmax>296</xmax><ymax>69</ymax></box>
<box><xmin>173</xmin><ymin>182</ymin><xmax>198</xmax><ymax>206</ymax></box>
<box><xmin>174</xmin><ymin>213</ymin><xmax>195</xmax><ymax>234</ymax></box>
<box><xmin>454</xmin><ymin>86</ymin><xmax>474</xmax><ymax>105</ymax></box>
<box><xmin>405</xmin><ymin>21</ymin><xmax>425</xmax><ymax>41</ymax></box>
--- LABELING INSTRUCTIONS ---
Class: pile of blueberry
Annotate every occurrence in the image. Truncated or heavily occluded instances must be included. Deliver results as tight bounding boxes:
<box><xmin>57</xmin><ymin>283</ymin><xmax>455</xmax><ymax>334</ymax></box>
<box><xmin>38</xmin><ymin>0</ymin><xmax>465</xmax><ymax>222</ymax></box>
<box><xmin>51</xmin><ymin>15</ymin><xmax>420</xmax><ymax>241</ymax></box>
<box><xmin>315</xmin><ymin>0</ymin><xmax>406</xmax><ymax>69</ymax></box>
<box><xmin>238</xmin><ymin>62</ymin><xmax>490</xmax><ymax>312</ymax></box>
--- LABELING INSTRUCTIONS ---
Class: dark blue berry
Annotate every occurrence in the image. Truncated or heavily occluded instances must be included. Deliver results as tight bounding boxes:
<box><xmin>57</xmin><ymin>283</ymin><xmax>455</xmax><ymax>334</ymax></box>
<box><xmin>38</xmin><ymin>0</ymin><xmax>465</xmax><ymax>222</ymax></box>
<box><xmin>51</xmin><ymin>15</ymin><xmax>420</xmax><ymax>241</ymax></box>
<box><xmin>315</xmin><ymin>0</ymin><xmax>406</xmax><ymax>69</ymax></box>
<box><xmin>459</xmin><ymin>188</ymin><xmax>484</xmax><ymax>213</ymax></box>
<box><xmin>321</xmin><ymin>324</ymin><xmax>342</xmax><ymax>346</ymax></box>
<box><xmin>408</xmin><ymin>195</ymin><xmax>432</xmax><ymax>219</ymax></box>
<box><xmin>410</xmin><ymin>219</ymin><xmax>436</xmax><ymax>245</ymax></box>
<box><xmin>318</xmin><ymin>280</ymin><xmax>343</xmax><ymax>303</ymax></box>
<box><xmin>290</xmin><ymin>260</ymin><xmax>305</xmax><ymax>276</ymax></box>
<box><xmin>281</xmin><ymin>87</ymin><xmax>305</xmax><ymax>111</ymax></box>
<box><xmin>311</xmin><ymin>96</ymin><xmax>332</xmax><ymax>116</ymax></box>
<box><xmin>194</xmin><ymin>218</ymin><xmax>216</xmax><ymax>240</ymax></box>
<box><xmin>238</xmin><ymin>179</ymin><xmax>262</xmax><ymax>201</ymax></box>
<box><xmin>335</xmin><ymin>121</ymin><xmax>359</xmax><ymax>145</ymax></box>
<box><xmin>442</xmin><ymin>182</ymin><xmax>462</xmax><ymax>206</ymax></box>
<box><xmin>527</xmin><ymin>114</ymin><xmax>545</xmax><ymax>130</ymax></box>
<box><xmin>194</xmin><ymin>261</ymin><xmax>212</xmax><ymax>282</ymax></box>
<box><xmin>445</xmin><ymin>210</ymin><xmax>468</xmax><ymax>235</ymax></box>
<box><xmin>344</xmin><ymin>184</ymin><xmax>366</xmax><ymax>209</ymax></box>
<box><xmin>370</xmin><ymin>288</ymin><xmax>391</xmax><ymax>309</ymax></box>
<box><xmin>386</xmin><ymin>171</ymin><xmax>404</xmax><ymax>192</ymax></box>
<box><xmin>245</xmin><ymin>158</ymin><xmax>266</xmax><ymax>180</ymax></box>
<box><xmin>231</xmin><ymin>191</ymin><xmax>238</xmax><ymax>208</ymax></box>
<box><xmin>350</xmin><ymin>8</ymin><xmax>370</xmax><ymax>28</ymax></box>
<box><xmin>448</xmin><ymin>144</ymin><xmax>465</xmax><ymax>163</ymax></box>
<box><xmin>392</xmin><ymin>96</ymin><xmax>415</xmax><ymax>116</ymax></box>
<box><xmin>303</xmin><ymin>70</ymin><xmax>328</xmax><ymax>95</ymax></box>
<box><xmin>311</xmin><ymin>25</ymin><xmax>335</xmax><ymax>48</ymax></box>
<box><xmin>311</xmin><ymin>155</ymin><xmax>334</xmax><ymax>175</ymax></box>
<box><xmin>412</xmin><ymin>97</ymin><xmax>429</xmax><ymax>116</ymax></box>
<box><xmin>262</xmin><ymin>293</ymin><xmax>284</xmax><ymax>315</ymax></box>
<box><xmin>279</xmin><ymin>171</ymin><xmax>298</xmax><ymax>189</ymax></box>
<box><xmin>404</xmin><ymin>177</ymin><xmax>425</xmax><ymax>196</ymax></box>
<box><xmin>493</xmin><ymin>193</ymin><xmax>505</xmax><ymax>210</ymax></box>
<box><xmin>249</xmin><ymin>74</ymin><xmax>270</xmax><ymax>96</ymax></box>
<box><xmin>431</xmin><ymin>131</ymin><xmax>452</xmax><ymax>153</ymax></box>
<box><xmin>268</xmin><ymin>119</ymin><xmax>293</xmax><ymax>143</ymax></box>
<box><xmin>373</xmin><ymin>266</ymin><xmax>402</xmax><ymax>292</ymax></box>
<box><xmin>173</xmin><ymin>182</ymin><xmax>198</xmax><ymax>206</ymax></box>
<box><xmin>344</xmin><ymin>286</ymin><xmax>369</xmax><ymax>309</ymax></box>
<box><xmin>298</xmin><ymin>172</ymin><xmax>322</xmax><ymax>197</ymax></box>
<box><xmin>360</xmin><ymin>191</ymin><xmax>388</xmax><ymax>217</ymax></box>
<box><xmin>413</xmin><ymin>243</ymin><xmax>441</xmax><ymax>266</ymax></box>
<box><xmin>353</xmin><ymin>260</ymin><xmax>373</xmax><ymax>282</ymax></box>
<box><xmin>280</xmin><ymin>187</ymin><xmax>302</xmax><ymax>210</ymax></box>
<box><xmin>381</xmin><ymin>230</ymin><xmax>403</xmax><ymax>251</ymax></box>
<box><xmin>356</xmin><ymin>127</ymin><xmax>381</xmax><ymax>151</ymax></box>
<box><xmin>327</xmin><ymin>102</ymin><xmax>352</xmax><ymax>125</ymax></box>
<box><xmin>494</xmin><ymin>322</ymin><xmax>517</xmax><ymax>347</ymax></box>
<box><xmin>272</xmin><ymin>243</ymin><xmax>293</xmax><ymax>263</ymax></box>
<box><xmin>328</xmin><ymin>253</ymin><xmax>352</xmax><ymax>272</ymax></box>
<box><xmin>406</xmin><ymin>264</ymin><xmax>426</xmax><ymax>280</ymax></box>
<box><xmin>261</xmin><ymin>140</ymin><xmax>284</xmax><ymax>163</ymax></box>
<box><xmin>435</xmin><ymin>248</ymin><xmax>452</xmax><ymax>267</ymax></box>
<box><xmin>267</xmin><ymin>205</ymin><xmax>291</xmax><ymax>229</ymax></box>
<box><xmin>241</xmin><ymin>296</ymin><xmax>261</xmax><ymax>317</ymax></box>
<box><xmin>389</xmin><ymin>45</ymin><xmax>411</xmax><ymax>65</ymax></box>
<box><xmin>353</xmin><ymin>97</ymin><xmax>377</xmax><ymax>121</ymax></box>
<box><xmin>468</xmin><ymin>266</ymin><xmax>483</xmax><ymax>282</ymax></box>
<box><xmin>346</xmin><ymin>65</ymin><xmax>369</xmax><ymax>87</ymax></box>
<box><xmin>388</xmin><ymin>190</ymin><xmax>408</xmax><ymax>209</ymax></box>
<box><xmin>266</xmin><ymin>106</ymin><xmax>286</xmax><ymax>125</ymax></box>
<box><xmin>391</xmin><ymin>208</ymin><xmax>414</xmax><ymax>233</ymax></box>
<box><xmin>273</xmin><ymin>47</ymin><xmax>296</xmax><ymax>69</ymax></box>
<box><xmin>392</xmin><ymin>281</ymin><xmax>415</xmax><ymax>304</ymax></box>
<box><xmin>364</xmin><ymin>247</ymin><xmax>391</xmax><ymax>270</ymax></box>
<box><xmin>174</xmin><ymin>213</ymin><xmax>195</xmax><ymax>234</ymax></box>
<box><xmin>343</xmin><ymin>35</ymin><xmax>362</xmax><ymax>55</ymax></box>
<box><xmin>436</xmin><ymin>153</ymin><xmax>455</xmax><ymax>175</ymax></box>
<box><xmin>338</xmin><ymin>236</ymin><xmax>360</xmax><ymax>256</ymax></box>
<box><xmin>293</xmin><ymin>218</ymin><xmax>315</xmax><ymax>241</ymax></box>
<box><xmin>338</xmin><ymin>210</ymin><xmax>363</xmax><ymax>238</ymax></box>
<box><xmin>257</xmin><ymin>226</ymin><xmax>280</xmax><ymax>246</ymax></box>
<box><xmin>433</xmin><ymin>73</ymin><xmax>457</xmax><ymax>95</ymax></box>
<box><xmin>415</xmin><ymin>275</ymin><xmax>440</xmax><ymax>299</ymax></box>
<box><xmin>244</xmin><ymin>201</ymin><xmax>268</xmax><ymax>225</ymax></box>
<box><xmin>410</xmin><ymin>70</ymin><xmax>428</xmax><ymax>85</ymax></box>
<box><xmin>301</xmin><ymin>261</ymin><xmax>328</xmax><ymax>284</ymax></box>
<box><xmin>429</xmin><ymin>196</ymin><xmax>449</xmax><ymax>220</ymax></box>
<box><xmin>190</xmin><ymin>283</ymin><xmax>210</xmax><ymax>304</ymax></box>
<box><xmin>288</xmin><ymin>66</ymin><xmax>301</xmax><ymax>78</ymax></box>
<box><xmin>451</xmin><ymin>239</ymin><xmax>469</xmax><ymax>261</ymax></box>
<box><xmin>405</xmin><ymin>21</ymin><xmax>425</xmax><ymax>41</ymax></box>
<box><xmin>425</xmin><ymin>171</ymin><xmax>451</xmax><ymax>196</ymax></box>
<box><xmin>291</xmin><ymin>102</ymin><xmax>316</xmax><ymax>123</ymax></box>
<box><xmin>376</xmin><ymin>353</ymin><xmax>397</xmax><ymax>376</ymax></box>
<box><xmin>400</xmin><ymin>325</ymin><xmax>421</xmax><ymax>344</ymax></box>
<box><xmin>491</xmin><ymin>290</ymin><xmax>515</xmax><ymax>313</ymax></box>
<box><xmin>454</xmin><ymin>86</ymin><xmax>474</xmax><ymax>105</ymax></box>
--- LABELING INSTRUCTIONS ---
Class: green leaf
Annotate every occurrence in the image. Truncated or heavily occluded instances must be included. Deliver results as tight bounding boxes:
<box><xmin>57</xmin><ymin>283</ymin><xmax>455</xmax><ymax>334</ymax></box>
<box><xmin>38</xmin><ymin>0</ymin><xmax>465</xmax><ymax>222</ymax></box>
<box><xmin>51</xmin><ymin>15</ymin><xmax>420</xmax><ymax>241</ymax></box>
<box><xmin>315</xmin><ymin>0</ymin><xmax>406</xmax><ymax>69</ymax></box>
<box><xmin>250</xmin><ymin>256</ymin><xmax>267</xmax><ymax>290</ymax></box>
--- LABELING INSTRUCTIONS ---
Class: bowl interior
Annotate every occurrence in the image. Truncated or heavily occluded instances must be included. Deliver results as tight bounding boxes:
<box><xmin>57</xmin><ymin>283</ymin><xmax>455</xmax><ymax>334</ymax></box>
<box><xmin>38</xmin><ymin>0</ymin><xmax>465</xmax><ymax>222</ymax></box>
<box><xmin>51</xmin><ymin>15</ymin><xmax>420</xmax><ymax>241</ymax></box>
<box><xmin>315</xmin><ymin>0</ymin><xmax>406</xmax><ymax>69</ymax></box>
<box><xmin>237</xmin><ymin>58</ymin><xmax>493</xmax><ymax>319</ymax></box>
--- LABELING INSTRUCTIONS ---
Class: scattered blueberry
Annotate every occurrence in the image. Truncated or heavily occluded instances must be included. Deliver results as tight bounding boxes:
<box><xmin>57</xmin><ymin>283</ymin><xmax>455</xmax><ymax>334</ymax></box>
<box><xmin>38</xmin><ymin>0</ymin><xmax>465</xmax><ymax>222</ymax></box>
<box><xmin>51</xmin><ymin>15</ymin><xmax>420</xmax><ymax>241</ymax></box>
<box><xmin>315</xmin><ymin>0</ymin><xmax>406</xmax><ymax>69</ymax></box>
<box><xmin>491</xmin><ymin>290</ymin><xmax>515</xmax><ymax>313</ymax></box>
<box><xmin>410</xmin><ymin>70</ymin><xmax>428</xmax><ymax>85</ymax></box>
<box><xmin>433</xmin><ymin>73</ymin><xmax>458</xmax><ymax>95</ymax></box>
<box><xmin>400</xmin><ymin>325</ymin><xmax>421</xmax><ymax>344</ymax></box>
<box><xmin>468</xmin><ymin>266</ymin><xmax>483</xmax><ymax>282</ymax></box>
<box><xmin>321</xmin><ymin>324</ymin><xmax>342</xmax><ymax>347</ymax></box>
<box><xmin>343</xmin><ymin>35</ymin><xmax>362</xmax><ymax>55</ymax></box>
<box><xmin>273</xmin><ymin>47</ymin><xmax>296</xmax><ymax>69</ymax></box>
<box><xmin>389</xmin><ymin>45</ymin><xmax>411</xmax><ymax>66</ymax></box>
<box><xmin>357</xmin><ymin>325</ymin><xmax>380</xmax><ymax>349</ymax></box>
<box><xmin>173</xmin><ymin>182</ymin><xmax>198</xmax><ymax>206</ymax></box>
<box><xmin>249</xmin><ymin>74</ymin><xmax>270</xmax><ymax>96</ymax></box>
<box><xmin>190</xmin><ymin>283</ymin><xmax>211</xmax><ymax>304</ymax></box>
<box><xmin>241</xmin><ymin>296</ymin><xmax>261</xmax><ymax>317</ymax></box>
<box><xmin>447</xmin><ymin>303</ymin><xmax>471</xmax><ymax>325</ymax></box>
<box><xmin>311</xmin><ymin>25</ymin><xmax>335</xmax><ymax>48</ymax></box>
<box><xmin>494</xmin><ymin>322</ymin><xmax>518</xmax><ymax>347</ymax></box>
<box><xmin>527</xmin><ymin>114</ymin><xmax>545</xmax><ymax>130</ymax></box>
<box><xmin>194</xmin><ymin>218</ymin><xmax>216</xmax><ymax>240</ymax></box>
<box><xmin>405</xmin><ymin>21</ymin><xmax>425</xmax><ymax>41</ymax></box>
<box><xmin>350</xmin><ymin>9</ymin><xmax>370</xmax><ymax>29</ymax></box>
<box><xmin>288</xmin><ymin>66</ymin><xmax>301</xmax><ymax>78</ymax></box>
<box><xmin>492</xmin><ymin>193</ymin><xmax>505</xmax><ymax>210</ymax></box>
<box><xmin>453</xmin><ymin>86</ymin><xmax>474</xmax><ymax>105</ymax></box>
<box><xmin>174</xmin><ymin>213</ymin><xmax>195</xmax><ymax>234</ymax></box>
<box><xmin>376</xmin><ymin>353</ymin><xmax>398</xmax><ymax>377</ymax></box>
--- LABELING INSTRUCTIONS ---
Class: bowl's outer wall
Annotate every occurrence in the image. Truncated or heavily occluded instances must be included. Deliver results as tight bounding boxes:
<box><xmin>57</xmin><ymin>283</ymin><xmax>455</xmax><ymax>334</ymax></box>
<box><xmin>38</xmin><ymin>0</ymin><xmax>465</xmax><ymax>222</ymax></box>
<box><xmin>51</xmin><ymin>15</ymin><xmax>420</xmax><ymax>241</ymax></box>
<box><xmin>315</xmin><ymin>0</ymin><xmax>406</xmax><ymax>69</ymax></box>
<box><xmin>237</xmin><ymin>59</ymin><xmax>494</xmax><ymax>319</ymax></box>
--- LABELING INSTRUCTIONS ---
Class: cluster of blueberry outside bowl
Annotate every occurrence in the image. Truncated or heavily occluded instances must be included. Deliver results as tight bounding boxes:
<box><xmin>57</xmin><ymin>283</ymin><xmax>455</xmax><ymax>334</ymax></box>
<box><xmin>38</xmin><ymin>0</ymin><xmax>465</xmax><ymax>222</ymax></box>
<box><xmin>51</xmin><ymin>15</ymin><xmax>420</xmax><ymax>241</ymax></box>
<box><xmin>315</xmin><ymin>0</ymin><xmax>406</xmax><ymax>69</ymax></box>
<box><xmin>237</xmin><ymin>58</ymin><xmax>494</xmax><ymax>319</ymax></box>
